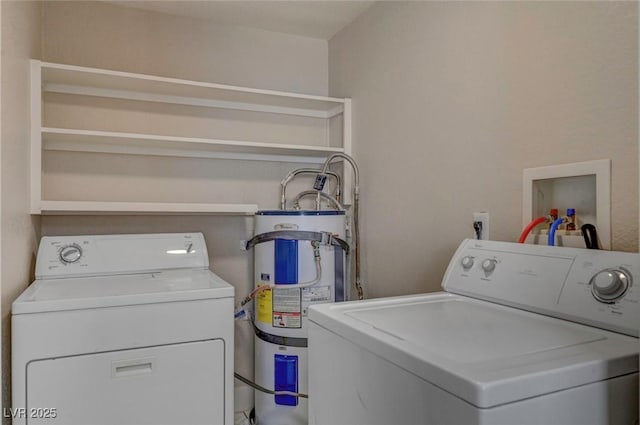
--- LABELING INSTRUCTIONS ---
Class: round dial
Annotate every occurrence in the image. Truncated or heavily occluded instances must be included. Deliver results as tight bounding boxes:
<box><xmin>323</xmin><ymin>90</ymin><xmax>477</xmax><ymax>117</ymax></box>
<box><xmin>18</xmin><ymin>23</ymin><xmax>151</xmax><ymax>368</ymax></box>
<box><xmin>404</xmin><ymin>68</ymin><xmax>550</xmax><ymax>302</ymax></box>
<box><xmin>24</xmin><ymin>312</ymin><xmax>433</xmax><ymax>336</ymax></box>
<box><xmin>590</xmin><ymin>268</ymin><xmax>630</xmax><ymax>303</ymax></box>
<box><xmin>482</xmin><ymin>259</ymin><xmax>497</xmax><ymax>273</ymax></box>
<box><xmin>461</xmin><ymin>256</ymin><xmax>474</xmax><ymax>269</ymax></box>
<box><xmin>59</xmin><ymin>244</ymin><xmax>83</xmax><ymax>264</ymax></box>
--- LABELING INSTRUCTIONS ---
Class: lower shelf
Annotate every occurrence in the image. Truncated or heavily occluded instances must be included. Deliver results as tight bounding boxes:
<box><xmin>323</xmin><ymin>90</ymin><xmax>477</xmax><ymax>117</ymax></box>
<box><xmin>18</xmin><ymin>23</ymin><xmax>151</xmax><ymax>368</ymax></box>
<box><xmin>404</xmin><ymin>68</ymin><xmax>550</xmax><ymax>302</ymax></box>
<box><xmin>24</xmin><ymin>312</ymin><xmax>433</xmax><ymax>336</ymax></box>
<box><xmin>36</xmin><ymin>201</ymin><xmax>259</xmax><ymax>215</ymax></box>
<box><xmin>42</xmin><ymin>128</ymin><xmax>343</xmax><ymax>164</ymax></box>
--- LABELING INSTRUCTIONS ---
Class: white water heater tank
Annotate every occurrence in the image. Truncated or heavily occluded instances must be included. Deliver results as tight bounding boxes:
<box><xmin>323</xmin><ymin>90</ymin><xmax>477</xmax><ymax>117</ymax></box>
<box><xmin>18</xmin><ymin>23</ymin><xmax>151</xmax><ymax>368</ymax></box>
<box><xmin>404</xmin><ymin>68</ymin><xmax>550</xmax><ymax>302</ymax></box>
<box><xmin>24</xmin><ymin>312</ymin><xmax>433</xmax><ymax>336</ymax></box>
<box><xmin>251</xmin><ymin>210</ymin><xmax>347</xmax><ymax>425</ymax></box>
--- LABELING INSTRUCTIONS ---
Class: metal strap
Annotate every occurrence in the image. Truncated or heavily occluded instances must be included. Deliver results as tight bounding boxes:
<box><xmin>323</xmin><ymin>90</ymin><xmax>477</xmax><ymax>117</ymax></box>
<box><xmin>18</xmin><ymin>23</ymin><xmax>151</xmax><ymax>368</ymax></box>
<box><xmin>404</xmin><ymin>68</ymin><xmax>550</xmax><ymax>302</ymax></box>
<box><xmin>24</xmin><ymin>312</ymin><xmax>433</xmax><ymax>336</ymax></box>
<box><xmin>334</xmin><ymin>248</ymin><xmax>345</xmax><ymax>302</ymax></box>
<box><xmin>254</xmin><ymin>326</ymin><xmax>308</xmax><ymax>348</ymax></box>
<box><xmin>245</xmin><ymin>230</ymin><xmax>349</xmax><ymax>254</ymax></box>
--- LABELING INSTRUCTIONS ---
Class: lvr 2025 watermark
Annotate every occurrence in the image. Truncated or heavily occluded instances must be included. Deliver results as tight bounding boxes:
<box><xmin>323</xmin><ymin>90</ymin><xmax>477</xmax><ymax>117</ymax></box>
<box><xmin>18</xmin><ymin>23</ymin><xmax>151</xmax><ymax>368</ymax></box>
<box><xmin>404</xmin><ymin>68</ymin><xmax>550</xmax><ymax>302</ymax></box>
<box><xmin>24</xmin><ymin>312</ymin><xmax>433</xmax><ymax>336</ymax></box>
<box><xmin>3</xmin><ymin>408</ymin><xmax>57</xmax><ymax>419</ymax></box>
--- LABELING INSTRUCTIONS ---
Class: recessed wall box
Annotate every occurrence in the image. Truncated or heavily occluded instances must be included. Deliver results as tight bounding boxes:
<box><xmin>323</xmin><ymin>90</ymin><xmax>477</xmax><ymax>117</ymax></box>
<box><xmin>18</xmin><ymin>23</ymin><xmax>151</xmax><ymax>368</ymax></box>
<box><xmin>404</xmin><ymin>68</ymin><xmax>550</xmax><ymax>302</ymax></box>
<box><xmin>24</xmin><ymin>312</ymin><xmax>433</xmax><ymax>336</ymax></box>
<box><xmin>522</xmin><ymin>159</ymin><xmax>611</xmax><ymax>249</ymax></box>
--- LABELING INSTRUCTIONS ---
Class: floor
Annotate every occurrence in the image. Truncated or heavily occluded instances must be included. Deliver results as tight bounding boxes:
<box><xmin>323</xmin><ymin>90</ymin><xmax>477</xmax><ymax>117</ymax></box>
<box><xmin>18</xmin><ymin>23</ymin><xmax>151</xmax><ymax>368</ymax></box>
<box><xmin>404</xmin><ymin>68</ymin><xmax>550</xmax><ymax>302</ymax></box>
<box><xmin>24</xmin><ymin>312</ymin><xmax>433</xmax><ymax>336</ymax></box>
<box><xmin>234</xmin><ymin>411</ymin><xmax>252</xmax><ymax>425</ymax></box>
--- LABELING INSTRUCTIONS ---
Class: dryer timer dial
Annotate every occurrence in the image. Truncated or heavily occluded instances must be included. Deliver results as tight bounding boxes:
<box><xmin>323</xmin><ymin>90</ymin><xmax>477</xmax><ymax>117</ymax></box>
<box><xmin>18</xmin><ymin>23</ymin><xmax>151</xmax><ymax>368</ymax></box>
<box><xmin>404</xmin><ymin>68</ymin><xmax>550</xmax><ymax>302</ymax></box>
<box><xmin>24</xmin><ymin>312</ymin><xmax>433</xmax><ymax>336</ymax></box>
<box><xmin>461</xmin><ymin>256</ymin><xmax>474</xmax><ymax>269</ymax></box>
<box><xmin>59</xmin><ymin>244</ymin><xmax>83</xmax><ymax>264</ymax></box>
<box><xmin>590</xmin><ymin>268</ymin><xmax>630</xmax><ymax>303</ymax></box>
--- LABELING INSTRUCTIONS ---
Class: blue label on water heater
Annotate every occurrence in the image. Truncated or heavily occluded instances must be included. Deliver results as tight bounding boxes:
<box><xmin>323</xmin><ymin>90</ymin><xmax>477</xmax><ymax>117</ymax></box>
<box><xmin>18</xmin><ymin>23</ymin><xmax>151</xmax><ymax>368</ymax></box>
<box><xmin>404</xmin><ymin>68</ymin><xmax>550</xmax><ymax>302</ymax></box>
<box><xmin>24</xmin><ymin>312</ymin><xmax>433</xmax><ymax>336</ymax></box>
<box><xmin>274</xmin><ymin>354</ymin><xmax>298</xmax><ymax>406</ymax></box>
<box><xmin>274</xmin><ymin>240</ymin><xmax>298</xmax><ymax>284</ymax></box>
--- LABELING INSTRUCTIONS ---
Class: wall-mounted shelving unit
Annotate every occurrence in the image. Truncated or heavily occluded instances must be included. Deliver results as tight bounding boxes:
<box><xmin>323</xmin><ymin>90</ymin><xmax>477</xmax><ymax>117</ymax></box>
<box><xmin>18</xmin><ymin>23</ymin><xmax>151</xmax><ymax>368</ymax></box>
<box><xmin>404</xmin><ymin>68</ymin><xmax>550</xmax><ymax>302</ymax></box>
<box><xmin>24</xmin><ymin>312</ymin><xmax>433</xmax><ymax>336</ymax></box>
<box><xmin>30</xmin><ymin>60</ymin><xmax>351</xmax><ymax>215</ymax></box>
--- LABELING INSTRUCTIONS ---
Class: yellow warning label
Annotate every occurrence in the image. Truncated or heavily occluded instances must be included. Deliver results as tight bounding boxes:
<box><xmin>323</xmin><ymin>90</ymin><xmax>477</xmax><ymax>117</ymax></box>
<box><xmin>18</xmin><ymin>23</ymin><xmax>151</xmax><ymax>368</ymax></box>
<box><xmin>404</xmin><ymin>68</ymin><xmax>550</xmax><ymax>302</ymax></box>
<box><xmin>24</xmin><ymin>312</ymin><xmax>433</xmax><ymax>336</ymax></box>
<box><xmin>256</xmin><ymin>287</ymin><xmax>273</xmax><ymax>324</ymax></box>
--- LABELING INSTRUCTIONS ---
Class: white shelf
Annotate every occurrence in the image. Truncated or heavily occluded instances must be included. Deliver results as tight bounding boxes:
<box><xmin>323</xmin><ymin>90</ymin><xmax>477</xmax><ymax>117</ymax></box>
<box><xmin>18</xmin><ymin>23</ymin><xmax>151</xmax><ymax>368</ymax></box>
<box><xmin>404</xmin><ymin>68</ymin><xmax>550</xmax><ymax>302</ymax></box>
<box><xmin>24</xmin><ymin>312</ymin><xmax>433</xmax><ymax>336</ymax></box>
<box><xmin>30</xmin><ymin>60</ymin><xmax>352</xmax><ymax>215</ymax></box>
<box><xmin>39</xmin><ymin>201</ymin><xmax>259</xmax><ymax>215</ymax></box>
<box><xmin>42</xmin><ymin>127</ymin><xmax>344</xmax><ymax>163</ymax></box>
<box><xmin>41</xmin><ymin>61</ymin><xmax>345</xmax><ymax>119</ymax></box>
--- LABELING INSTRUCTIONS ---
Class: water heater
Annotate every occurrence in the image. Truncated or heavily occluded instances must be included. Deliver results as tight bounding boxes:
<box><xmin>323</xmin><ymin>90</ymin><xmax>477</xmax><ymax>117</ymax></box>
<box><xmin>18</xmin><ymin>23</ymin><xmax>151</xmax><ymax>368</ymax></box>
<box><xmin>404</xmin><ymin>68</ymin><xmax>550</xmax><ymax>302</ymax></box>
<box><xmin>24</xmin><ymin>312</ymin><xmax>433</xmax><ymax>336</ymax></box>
<box><xmin>248</xmin><ymin>210</ymin><xmax>348</xmax><ymax>425</ymax></box>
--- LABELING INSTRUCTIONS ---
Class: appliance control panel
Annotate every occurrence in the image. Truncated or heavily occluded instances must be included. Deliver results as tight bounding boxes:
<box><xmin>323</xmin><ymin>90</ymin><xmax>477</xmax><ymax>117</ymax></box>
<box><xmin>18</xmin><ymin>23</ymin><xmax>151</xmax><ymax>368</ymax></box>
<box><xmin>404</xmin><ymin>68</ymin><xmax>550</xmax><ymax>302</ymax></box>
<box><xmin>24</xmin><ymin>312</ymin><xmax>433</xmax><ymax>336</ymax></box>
<box><xmin>35</xmin><ymin>233</ymin><xmax>209</xmax><ymax>279</ymax></box>
<box><xmin>443</xmin><ymin>239</ymin><xmax>639</xmax><ymax>337</ymax></box>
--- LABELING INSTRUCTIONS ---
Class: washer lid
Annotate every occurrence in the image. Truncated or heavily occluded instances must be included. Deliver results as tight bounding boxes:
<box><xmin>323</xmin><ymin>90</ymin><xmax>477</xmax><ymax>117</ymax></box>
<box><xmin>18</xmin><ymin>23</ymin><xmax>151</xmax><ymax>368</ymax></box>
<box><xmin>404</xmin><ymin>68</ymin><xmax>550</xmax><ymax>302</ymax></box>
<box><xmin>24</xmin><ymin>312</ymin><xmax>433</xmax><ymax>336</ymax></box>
<box><xmin>308</xmin><ymin>293</ymin><xmax>639</xmax><ymax>408</ymax></box>
<box><xmin>12</xmin><ymin>269</ymin><xmax>234</xmax><ymax>314</ymax></box>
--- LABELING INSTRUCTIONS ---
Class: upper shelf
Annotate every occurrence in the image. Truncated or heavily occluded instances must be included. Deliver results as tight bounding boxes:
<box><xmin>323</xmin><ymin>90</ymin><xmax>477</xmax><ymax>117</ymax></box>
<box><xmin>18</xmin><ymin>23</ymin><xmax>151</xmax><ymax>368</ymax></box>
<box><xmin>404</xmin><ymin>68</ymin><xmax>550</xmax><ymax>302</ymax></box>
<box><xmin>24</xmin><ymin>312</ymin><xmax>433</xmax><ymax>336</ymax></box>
<box><xmin>40</xmin><ymin>61</ymin><xmax>345</xmax><ymax>119</ymax></box>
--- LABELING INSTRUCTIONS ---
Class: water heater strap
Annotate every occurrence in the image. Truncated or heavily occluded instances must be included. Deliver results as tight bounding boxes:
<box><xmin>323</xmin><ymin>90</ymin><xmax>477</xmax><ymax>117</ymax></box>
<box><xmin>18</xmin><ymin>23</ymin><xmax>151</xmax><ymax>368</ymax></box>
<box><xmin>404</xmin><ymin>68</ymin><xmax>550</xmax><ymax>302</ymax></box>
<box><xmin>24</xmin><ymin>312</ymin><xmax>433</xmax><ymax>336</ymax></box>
<box><xmin>245</xmin><ymin>230</ymin><xmax>349</xmax><ymax>254</ymax></box>
<box><xmin>254</xmin><ymin>326</ymin><xmax>308</xmax><ymax>348</ymax></box>
<box><xmin>334</xmin><ymin>248</ymin><xmax>346</xmax><ymax>302</ymax></box>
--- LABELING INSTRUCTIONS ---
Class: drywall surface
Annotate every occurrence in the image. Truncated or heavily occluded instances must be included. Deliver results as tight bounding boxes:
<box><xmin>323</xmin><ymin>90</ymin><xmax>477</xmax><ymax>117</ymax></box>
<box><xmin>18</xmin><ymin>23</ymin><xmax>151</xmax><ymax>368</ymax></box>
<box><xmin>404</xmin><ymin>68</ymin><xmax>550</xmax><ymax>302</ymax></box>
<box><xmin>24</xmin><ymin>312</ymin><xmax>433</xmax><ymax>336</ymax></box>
<box><xmin>329</xmin><ymin>1</ymin><xmax>638</xmax><ymax>298</ymax></box>
<box><xmin>40</xmin><ymin>1</ymin><xmax>330</xmax><ymax>410</ymax></box>
<box><xmin>1</xmin><ymin>0</ymin><xmax>42</xmax><ymax>419</ymax></box>
<box><xmin>42</xmin><ymin>1</ymin><xmax>328</xmax><ymax>95</ymax></box>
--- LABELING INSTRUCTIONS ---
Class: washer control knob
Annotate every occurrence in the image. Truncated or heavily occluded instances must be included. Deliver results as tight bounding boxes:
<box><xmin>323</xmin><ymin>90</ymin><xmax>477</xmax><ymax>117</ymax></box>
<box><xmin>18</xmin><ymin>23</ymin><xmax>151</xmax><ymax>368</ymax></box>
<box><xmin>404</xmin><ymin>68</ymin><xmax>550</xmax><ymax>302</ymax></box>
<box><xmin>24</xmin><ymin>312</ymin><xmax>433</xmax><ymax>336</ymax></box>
<box><xmin>461</xmin><ymin>256</ymin><xmax>474</xmax><ymax>269</ymax></box>
<box><xmin>481</xmin><ymin>259</ymin><xmax>497</xmax><ymax>273</ymax></box>
<box><xmin>59</xmin><ymin>244</ymin><xmax>83</xmax><ymax>264</ymax></box>
<box><xmin>590</xmin><ymin>269</ymin><xmax>630</xmax><ymax>303</ymax></box>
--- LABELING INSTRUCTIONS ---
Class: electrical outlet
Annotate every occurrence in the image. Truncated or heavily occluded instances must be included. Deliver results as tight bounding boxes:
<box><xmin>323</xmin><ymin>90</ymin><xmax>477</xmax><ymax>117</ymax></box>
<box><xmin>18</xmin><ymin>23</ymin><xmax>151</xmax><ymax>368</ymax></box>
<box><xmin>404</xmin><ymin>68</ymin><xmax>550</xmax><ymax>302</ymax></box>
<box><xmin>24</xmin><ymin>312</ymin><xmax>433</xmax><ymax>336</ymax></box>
<box><xmin>473</xmin><ymin>212</ymin><xmax>490</xmax><ymax>240</ymax></box>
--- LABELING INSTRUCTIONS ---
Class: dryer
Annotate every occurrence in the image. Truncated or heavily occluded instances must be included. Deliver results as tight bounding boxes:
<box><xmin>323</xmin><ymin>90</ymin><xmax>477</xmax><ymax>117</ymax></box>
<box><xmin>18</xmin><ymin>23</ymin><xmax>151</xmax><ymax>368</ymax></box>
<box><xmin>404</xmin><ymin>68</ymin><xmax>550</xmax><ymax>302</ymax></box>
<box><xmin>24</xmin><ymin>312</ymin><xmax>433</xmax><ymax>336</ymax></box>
<box><xmin>308</xmin><ymin>239</ymin><xmax>639</xmax><ymax>425</ymax></box>
<box><xmin>12</xmin><ymin>233</ymin><xmax>234</xmax><ymax>425</ymax></box>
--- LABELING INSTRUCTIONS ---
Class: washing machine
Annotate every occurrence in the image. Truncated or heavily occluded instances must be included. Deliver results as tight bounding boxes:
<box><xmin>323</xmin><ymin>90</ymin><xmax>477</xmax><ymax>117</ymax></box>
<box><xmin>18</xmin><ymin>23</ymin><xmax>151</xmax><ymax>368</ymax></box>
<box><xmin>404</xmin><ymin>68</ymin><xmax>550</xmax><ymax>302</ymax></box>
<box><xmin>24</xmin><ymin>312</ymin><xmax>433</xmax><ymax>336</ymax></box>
<box><xmin>308</xmin><ymin>239</ymin><xmax>639</xmax><ymax>425</ymax></box>
<box><xmin>12</xmin><ymin>233</ymin><xmax>234</xmax><ymax>425</ymax></box>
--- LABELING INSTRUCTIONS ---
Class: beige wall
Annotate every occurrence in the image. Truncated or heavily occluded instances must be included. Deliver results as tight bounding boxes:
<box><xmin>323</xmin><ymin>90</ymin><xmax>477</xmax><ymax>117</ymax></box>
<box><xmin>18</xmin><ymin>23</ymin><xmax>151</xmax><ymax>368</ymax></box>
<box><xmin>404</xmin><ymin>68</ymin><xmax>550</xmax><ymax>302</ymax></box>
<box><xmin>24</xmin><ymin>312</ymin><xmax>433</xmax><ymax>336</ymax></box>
<box><xmin>4</xmin><ymin>0</ymin><xmax>638</xmax><ymax>415</ymax></box>
<box><xmin>1</xmin><ymin>0</ymin><xmax>3</xmax><ymax>411</ymax></box>
<box><xmin>43</xmin><ymin>1</ymin><xmax>328</xmax><ymax>95</ymax></box>
<box><xmin>1</xmin><ymin>0</ymin><xmax>42</xmax><ymax>417</ymax></box>
<box><xmin>39</xmin><ymin>1</ymin><xmax>330</xmax><ymax>411</ymax></box>
<box><xmin>329</xmin><ymin>1</ymin><xmax>639</xmax><ymax>299</ymax></box>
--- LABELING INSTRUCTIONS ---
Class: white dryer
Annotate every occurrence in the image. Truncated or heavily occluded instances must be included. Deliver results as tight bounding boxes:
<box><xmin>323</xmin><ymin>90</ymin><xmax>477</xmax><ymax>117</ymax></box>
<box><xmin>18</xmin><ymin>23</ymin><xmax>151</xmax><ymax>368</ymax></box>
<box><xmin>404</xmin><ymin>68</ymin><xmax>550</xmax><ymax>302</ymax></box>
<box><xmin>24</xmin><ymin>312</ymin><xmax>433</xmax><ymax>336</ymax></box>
<box><xmin>12</xmin><ymin>233</ymin><xmax>234</xmax><ymax>425</ymax></box>
<box><xmin>308</xmin><ymin>239</ymin><xmax>639</xmax><ymax>425</ymax></box>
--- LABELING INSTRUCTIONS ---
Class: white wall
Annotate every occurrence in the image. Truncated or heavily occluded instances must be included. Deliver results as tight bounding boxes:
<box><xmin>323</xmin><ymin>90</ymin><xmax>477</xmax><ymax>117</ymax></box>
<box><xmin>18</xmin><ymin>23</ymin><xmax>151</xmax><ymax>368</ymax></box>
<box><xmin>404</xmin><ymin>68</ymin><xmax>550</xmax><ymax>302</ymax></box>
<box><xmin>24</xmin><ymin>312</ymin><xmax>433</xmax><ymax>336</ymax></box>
<box><xmin>0</xmin><ymin>0</ymin><xmax>42</xmax><ymax>418</ymax></box>
<box><xmin>329</xmin><ymin>1</ymin><xmax>639</xmax><ymax>298</ymax></box>
<box><xmin>39</xmin><ymin>0</ymin><xmax>330</xmax><ymax>411</ymax></box>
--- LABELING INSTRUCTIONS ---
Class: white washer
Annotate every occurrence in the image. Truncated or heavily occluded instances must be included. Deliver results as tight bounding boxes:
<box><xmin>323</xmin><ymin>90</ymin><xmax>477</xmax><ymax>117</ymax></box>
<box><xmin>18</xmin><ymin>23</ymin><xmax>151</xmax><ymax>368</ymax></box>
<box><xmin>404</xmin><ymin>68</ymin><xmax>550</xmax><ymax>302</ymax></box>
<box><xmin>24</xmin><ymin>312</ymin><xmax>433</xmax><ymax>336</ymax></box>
<box><xmin>12</xmin><ymin>233</ymin><xmax>234</xmax><ymax>425</ymax></box>
<box><xmin>308</xmin><ymin>239</ymin><xmax>639</xmax><ymax>425</ymax></box>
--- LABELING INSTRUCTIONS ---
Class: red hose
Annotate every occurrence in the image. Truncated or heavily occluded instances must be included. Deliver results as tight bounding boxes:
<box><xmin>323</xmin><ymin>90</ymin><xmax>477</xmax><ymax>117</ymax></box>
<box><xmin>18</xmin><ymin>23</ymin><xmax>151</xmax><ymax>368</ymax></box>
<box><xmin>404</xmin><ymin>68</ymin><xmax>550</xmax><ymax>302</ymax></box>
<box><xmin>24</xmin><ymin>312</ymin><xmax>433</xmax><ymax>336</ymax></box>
<box><xmin>518</xmin><ymin>216</ymin><xmax>548</xmax><ymax>243</ymax></box>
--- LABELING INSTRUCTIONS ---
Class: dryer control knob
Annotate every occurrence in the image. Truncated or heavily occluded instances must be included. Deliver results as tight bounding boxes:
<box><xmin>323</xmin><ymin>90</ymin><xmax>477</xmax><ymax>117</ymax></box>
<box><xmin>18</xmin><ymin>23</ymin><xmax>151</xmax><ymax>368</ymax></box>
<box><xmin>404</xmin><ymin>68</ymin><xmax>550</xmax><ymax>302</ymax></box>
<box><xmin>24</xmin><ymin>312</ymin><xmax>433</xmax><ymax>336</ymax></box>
<box><xmin>481</xmin><ymin>259</ymin><xmax>497</xmax><ymax>273</ymax></box>
<box><xmin>590</xmin><ymin>269</ymin><xmax>630</xmax><ymax>303</ymax></box>
<box><xmin>59</xmin><ymin>244</ymin><xmax>82</xmax><ymax>264</ymax></box>
<box><xmin>461</xmin><ymin>256</ymin><xmax>474</xmax><ymax>269</ymax></box>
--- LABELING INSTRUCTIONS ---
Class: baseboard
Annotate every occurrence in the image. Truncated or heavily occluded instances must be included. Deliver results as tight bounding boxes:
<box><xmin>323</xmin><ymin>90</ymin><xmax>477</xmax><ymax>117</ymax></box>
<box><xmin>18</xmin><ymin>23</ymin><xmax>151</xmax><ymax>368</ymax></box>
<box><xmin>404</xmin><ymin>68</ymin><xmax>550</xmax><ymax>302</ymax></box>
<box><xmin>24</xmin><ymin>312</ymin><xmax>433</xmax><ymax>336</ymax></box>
<box><xmin>235</xmin><ymin>383</ymin><xmax>254</xmax><ymax>413</ymax></box>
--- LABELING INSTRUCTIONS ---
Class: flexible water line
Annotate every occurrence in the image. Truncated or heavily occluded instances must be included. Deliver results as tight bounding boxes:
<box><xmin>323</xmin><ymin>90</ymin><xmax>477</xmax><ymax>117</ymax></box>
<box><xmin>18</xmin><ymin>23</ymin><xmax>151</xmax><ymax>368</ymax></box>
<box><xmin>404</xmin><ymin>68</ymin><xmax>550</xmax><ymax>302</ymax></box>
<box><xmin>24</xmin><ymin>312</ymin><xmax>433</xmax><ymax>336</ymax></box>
<box><xmin>518</xmin><ymin>216</ymin><xmax>548</xmax><ymax>243</ymax></box>
<box><xmin>581</xmin><ymin>224</ymin><xmax>600</xmax><ymax>249</ymax></box>
<box><xmin>280</xmin><ymin>168</ymin><xmax>341</xmax><ymax>210</ymax></box>
<box><xmin>548</xmin><ymin>218</ymin><xmax>566</xmax><ymax>246</ymax></box>
<box><xmin>292</xmin><ymin>190</ymin><xmax>344</xmax><ymax>211</ymax></box>
<box><xmin>318</xmin><ymin>153</ymin><xmax>363</xmax><ymax>299</ymax></box>
<box><xmin>234</xmin><ymin>372</ymin><xmax>308</xmax><ymax>399</ymax></box>
<box><xmin>237</xmin><ymin>241</ymin><xmax>322</xmax><ymax>309</ymax></box>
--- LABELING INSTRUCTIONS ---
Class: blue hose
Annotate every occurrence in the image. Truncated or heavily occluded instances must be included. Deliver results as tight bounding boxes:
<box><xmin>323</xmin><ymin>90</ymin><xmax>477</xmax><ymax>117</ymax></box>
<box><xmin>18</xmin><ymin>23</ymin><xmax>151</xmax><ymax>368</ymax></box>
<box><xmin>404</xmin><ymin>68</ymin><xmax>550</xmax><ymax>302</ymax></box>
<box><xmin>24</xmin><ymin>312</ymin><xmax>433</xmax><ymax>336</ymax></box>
<box><xmin>548</xmin><ymin>218</ymin><xmax>565</xmax><ymax>246</ymax></box>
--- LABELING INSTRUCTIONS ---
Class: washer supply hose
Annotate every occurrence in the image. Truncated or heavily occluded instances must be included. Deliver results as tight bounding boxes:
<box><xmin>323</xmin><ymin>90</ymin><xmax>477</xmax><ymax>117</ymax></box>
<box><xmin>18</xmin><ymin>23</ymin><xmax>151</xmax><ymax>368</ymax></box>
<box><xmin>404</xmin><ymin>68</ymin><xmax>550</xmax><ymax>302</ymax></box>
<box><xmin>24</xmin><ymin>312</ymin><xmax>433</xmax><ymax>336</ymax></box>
<box><xmin>518</xmin><ymin>216</ymin><xmax>548</xmax><ymax>243</ymax></box>
<box><xmin>581</xmin><ymin>224</ymin><xmax>600</xmax><ymax>249</ymax></box>
<box><xmin>548</xmin><ymin>217</ymin><xmax>566</xmax><ymax>246</ymax></box>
